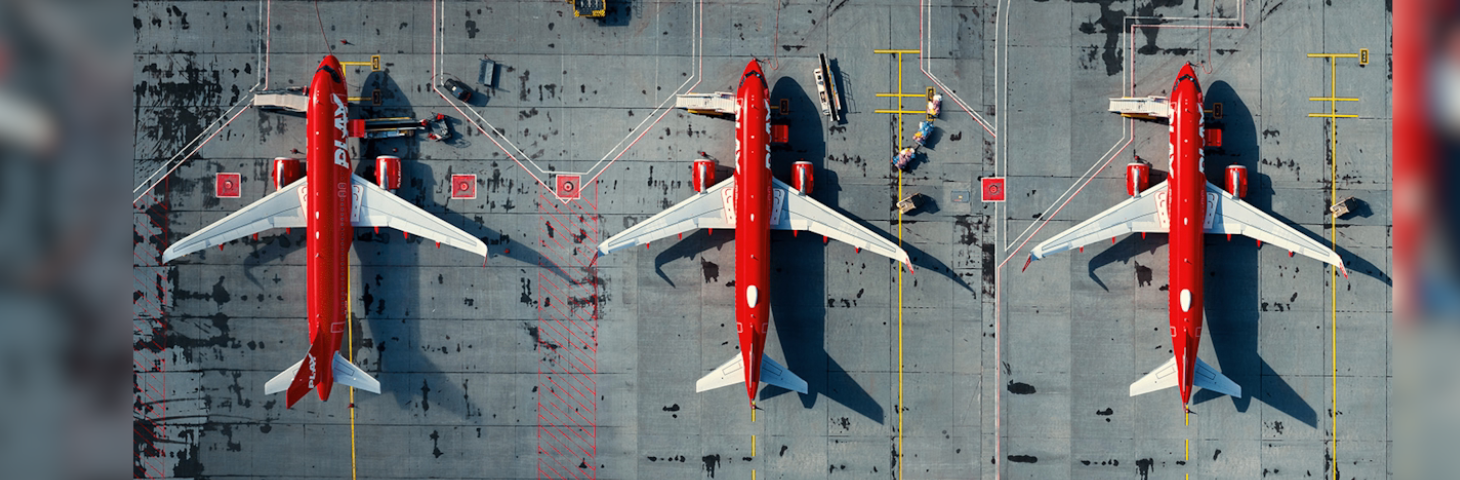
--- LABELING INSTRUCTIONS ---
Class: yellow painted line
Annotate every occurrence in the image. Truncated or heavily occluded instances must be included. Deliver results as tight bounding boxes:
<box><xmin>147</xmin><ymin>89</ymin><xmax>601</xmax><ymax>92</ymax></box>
<box><xmin>347</xmin><ymin>97</ymin><xmax>367</xmax><ymax>102</ymax></box>
<box><xmin>1185</xmin><ymin>439</ymin><xmax>1189</xmax><ymax>461</ymax></box>
<box><xmin>752</xmin><ymin>435</ymin><xmax>756</xmax><ymax>456</ymax></box>
<box><xmin>347</xmin><ymin>266</ymin><xmax>358</xmax><ymax>480</ymax></box>
<box><xmin>1329</xmin><ymin>56</ymin><xmax>1340</xmax><ymax>480</ymax></box>
<box><xmin>1308</xmin><ymin>51</ymin><xmax>1362</xmax><ymax>480</ymax></box>
<box><xmin>873</xmin><ymin>48</ymin><xmax>924</xmax><ymax>480</ymax></box>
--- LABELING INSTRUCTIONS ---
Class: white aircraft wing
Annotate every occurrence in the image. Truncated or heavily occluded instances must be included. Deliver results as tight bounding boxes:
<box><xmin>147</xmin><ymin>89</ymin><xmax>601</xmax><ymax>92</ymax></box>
<box><xmin>349</xmin><ymin>174</ymin><xmax>487</xmax><ymax>258</ymax></box>
<box><xmin>162</xmin><ymin>178</ymin><xmax>309</xmax><ymax>263</ymax></box>
<box><xmin>771</xmin><ymin>178</ymin><xmax>912</xmax><ymax>268</ymax></box>
<box><xmin>1202</xmin><ymin>181</ymin><xmax>1345</xmax><ymax>275</ymax></box>
<box><xmin>597</xmin><ymin>177</ymin><xmax>735</xmax><ymax>255</ymax></box>
<box><xmin>1028</xmin><ymin>182</ymin><xmax>1170</xmax><ymax>263</ymax></box>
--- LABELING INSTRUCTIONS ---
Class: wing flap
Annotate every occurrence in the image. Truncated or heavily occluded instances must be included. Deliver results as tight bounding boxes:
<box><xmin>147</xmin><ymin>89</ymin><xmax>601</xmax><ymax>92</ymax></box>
<box><xmin>1203</xmin><ymin>182</ymin><xmax>1345</xmax><ymax>274</ymax></box>
<box><xmin>1030</xmin><ymin>182</ymin><xmax>1169</xmax><ymax>262</ymax></box>
<box><xmin>598</xmin><ymin>178</ymin><xmax>735</xmax><ymax>255</ymax></box>
<box><xmin>349</xmin><ymin>174</ymin><xmax>487</xmax><ymax>258</ymax></box>
<box><xmin>771</xmin><ymin>178</ymin><xmax>911</xmax><ymax>268</ymax></box>
<box><xmin>162</xmin><ymin>179</ymin><xmax>308</xmax><ymax>263</ymax></box>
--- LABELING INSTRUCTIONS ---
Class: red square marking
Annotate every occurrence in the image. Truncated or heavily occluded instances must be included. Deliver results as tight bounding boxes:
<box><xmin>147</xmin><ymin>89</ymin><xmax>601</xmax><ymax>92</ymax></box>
<box><xmin>981</xmin><ymin>177</ymin><xmax>1006</xmax><ymax>202</ymax></box>
<box><xmin>451</xmin><ymin>174</ymin><xmax>477</xmax><ymax>199</ymax></box>
<box><xmin>555</xmin><ymin>174</ymin><xmax>582</xmax><ymax>199</ymax></box>
<box><xmin>215</xmin><ymin>173</ymin><xmax>241</xmax><ymax>198</ymax></box>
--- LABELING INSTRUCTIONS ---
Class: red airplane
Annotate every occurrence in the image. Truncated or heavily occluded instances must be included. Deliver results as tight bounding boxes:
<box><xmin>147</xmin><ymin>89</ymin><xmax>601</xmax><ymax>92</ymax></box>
<box><xmin>597</xmin><ymin>60</ymin><xmax>913</xmax><ymax>407</ymax></box>
<box><xmin>1025</xmin><ymin>63</ymin><xmax>1347</xmax><ymax>410</ymax></box>
<box><xmin>163</xmin><ymin>56</ymin><xmax>488</xmax><ymax>408</ymax></box>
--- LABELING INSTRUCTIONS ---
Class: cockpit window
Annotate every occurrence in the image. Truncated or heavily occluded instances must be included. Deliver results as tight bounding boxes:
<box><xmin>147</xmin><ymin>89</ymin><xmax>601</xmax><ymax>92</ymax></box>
<box><xmin>317</xmin><ymin>64</ymin><xmax>342</xmax><ymax>84</ymax></box>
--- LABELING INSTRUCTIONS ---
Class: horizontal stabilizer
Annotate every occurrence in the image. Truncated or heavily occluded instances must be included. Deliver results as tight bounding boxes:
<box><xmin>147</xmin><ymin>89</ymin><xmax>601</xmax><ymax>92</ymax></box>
<box><xmin>263</xmin><ymin>359</ymin><xmax>304</xmax><ymax>395</ymax></box>
<box><xmin>759</xmin><ymin>355</ymin><xmax>807</xmax><ymax>393</ymax></box>
<box><xmin>331</xmin><ymin>352</ymin><xmax>380</xmax><ymax>393</ymax></box>
<box><xmin>1193</xmin><ymin>357</ymin><xmax>1241</xmax><ymax>398</ymax></box>
<box><xmin>1129</xmin><ymin>356</ymin><xmax>1179</xmax><ymax>396</ymax></box>
<box><xmin>695</xmin><ymin>353</ymin><xmax>807</xmax><ymax>394</ymax></box>
<box><xmin>696</xmin><ymin>355</ymin><xmax>745</xmax><ymax>393</ymax></box>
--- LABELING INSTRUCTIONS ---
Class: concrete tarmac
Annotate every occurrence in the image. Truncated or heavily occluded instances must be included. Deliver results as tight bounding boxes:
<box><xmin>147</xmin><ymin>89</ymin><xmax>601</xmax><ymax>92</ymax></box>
<box><xmin>133</xmin><ymin>1</ymin><xmax>1391</xmax><ymax>478</ymax></box>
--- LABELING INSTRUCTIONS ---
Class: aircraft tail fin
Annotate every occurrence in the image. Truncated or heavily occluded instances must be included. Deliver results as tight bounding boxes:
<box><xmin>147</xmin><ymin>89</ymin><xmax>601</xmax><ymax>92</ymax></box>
<box><xmin>264</xmin><ymin>340</ymin><xmax>331</xmax><ymax>408</ymax></box>
<box><xmin>695</xmin><ymin>354</ymin><xmax>807</xmax><ymax>394</ymax></box>
<box><xmin>1129</xmin><ymin>356</ymin><xmax>1179</xmax><ymax>396</ymax></box>
<box><xmin>1193</xmin><ymin>357</ymin><xmax>1241</xmax><ymax>398</ymax></box>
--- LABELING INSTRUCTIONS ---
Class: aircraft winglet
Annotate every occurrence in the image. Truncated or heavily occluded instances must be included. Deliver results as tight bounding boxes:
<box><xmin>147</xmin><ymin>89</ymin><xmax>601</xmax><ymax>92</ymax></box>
<box><xmin>1022</xmin><ymin>255</ymin><xmax>1034</xmax><ymax>272</ymax></box>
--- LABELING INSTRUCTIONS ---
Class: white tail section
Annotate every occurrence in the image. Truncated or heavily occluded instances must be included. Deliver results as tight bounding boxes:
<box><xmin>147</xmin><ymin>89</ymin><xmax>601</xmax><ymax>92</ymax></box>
<box><xmin>1192</xmin><ymin>357</ymin><xmax>1241</xmax><ymax>398</ymax></box>
<box><xmin>696</xmin><ymin>355</ymin><xmax>744</xmax><ymax>393</ymax></box>
<box><xmin>1128</xmin><ymin>356</ymin><xmax>1241</xmax><ymax>398</ymax></box>
<box><xmin>262</xmin><ymin>352</ymin><xmax>380</xmax><ymax>395</ymax></box>
<box><xmin>331</xmin><ymin>352</ymin><xmax>381</xmax><ymax>393</ymax></box>
<box><xmin>264</xmin><ymin>359</ymin><xmax>304</xmax><ymax>395</ymax></box>
<box><xmin>758</xmin><ymin>355</ymin><xmax>807</xmax><ymax>393</ymax></box>
<box><xmin>695</xmin><ymin>354</ymin><xmax>808</xmax><ymax>394</ymax></box>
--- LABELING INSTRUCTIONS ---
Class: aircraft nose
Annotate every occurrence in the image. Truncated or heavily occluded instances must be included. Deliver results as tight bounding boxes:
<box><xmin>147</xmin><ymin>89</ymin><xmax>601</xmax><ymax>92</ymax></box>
<box><xmin>743</xmin><ymin>59</ymin><xmax>764</xmax><ymax>77</ymax></box>
<box><xmin>1178</xmin><ymin>62</ymin><xmax>1197</xmax><ymax>80</ymax></box>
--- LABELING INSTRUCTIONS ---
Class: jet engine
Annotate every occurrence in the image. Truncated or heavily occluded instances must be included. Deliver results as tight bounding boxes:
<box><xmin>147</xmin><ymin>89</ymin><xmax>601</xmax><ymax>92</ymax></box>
<box><xmin>1125</xmin><ymin>162</ymin><xmax>1151</xmax><ymax>196</ymax></box>
<box><xmin>375</xmin><ymin>156</ymin><xmax>402</xmax><ymax>191</ymax></box>
<box><xmin>1224</xmin><ymin>165</ymin><xmax>1247</xmax><ymax>198</ymax></box>
<box><xmin>791</xmin><ymin>161</ymin><xmax>814</xmax><ymax>194</ymax></box>
<box><xmin>272</xmin><ymin>157</ymin><xmax>302</xmax><ymax>191</ymax></box>
<box><xmin>692</xmin><ymin>158</ymin><xmax>716</xmax><ymax>193</ymax></box>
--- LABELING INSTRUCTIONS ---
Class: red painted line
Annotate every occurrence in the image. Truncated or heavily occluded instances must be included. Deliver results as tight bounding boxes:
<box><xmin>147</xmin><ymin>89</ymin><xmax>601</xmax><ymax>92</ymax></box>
<box><xmin>552</xmin><ymin>365</ymin><xmax>600</xmax><ymax>403</ymax></box>
<box><xmin>545</xmin><ymin>374</ymin><xmax>596</xmax><ymax>424</ymax></box>
<box><xmin>541</xmin><ymin>421</ymin><xmax>592</xmax><ymax>465</ymax></box>
<box><xmin>537</xmin><ymin>319</ymin><xmax>598</xmax><ymax>373</ymax></box>
<box><xmin>539</xmin><ymin>421</ymin><xmax>584</xmax><ymax>458</ymax></box>
<box><xmin>537</xmin><ymin>274</ymin><xmax>597</xmax><ymax>327</ymax></box>
<box><xmin>544</xmin><ymin>402</ymin><xmax>596</xmax><ymax>450</ymax></box>
<box><xmin>536</xmin><ymin>297</ymin><xmax>588</xmax><ymax>350</ymax></box>
<box><xmin>537</xmin><ymin>448</ymin><xmax>579</xmax><ymax>480</ymax></box>
<box><xmin>539</xmin><ymin>280</ymin><xmax>599</xmax><ymax>340</ymax></box>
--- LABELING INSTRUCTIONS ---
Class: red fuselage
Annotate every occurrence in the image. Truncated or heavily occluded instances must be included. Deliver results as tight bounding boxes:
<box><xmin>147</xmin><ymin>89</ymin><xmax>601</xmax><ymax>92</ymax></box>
<box><xmin>733</xmin><ymin>60</ymin><xmax>773</xmax><ymax>405</ymax></box>
<box><xmin>300</xmin><ymin>55</ymin><xmax>352</xmax><ymax>404</ymax></box>
<box><xmin>1167</xmin><ymin>63</ymin><xmax>1206</xmax><ymax>407</ymax></box>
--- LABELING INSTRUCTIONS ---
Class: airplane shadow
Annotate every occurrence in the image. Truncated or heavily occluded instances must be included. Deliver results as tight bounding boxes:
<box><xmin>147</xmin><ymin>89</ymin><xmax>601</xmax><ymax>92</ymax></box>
<box><xmin>654</xmin><ymin>229</ymin><xmax>734</xmax><ymax>288</ymax></box>
<box><xmin>1200</xmin><ymin>81</ymin><xmax>1315</xmax><ymax>426</ymax></box>
<box><xmin>762</xmin><ymin>75</ymin><xmax>884</xmax><ymax>421</ymax></box>
<box><xmin>760</xmin><ymin>168</ymin><xmax>883</xmax><ymax>424</ymax></box>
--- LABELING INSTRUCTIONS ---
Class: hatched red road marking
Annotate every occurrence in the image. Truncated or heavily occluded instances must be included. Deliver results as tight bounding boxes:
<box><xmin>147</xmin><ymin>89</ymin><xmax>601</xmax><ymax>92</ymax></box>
<box><xmin>536</xmin><ymin>185</ymin><xmax>601</xmax><ymax>478</ymax></box>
